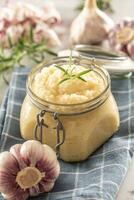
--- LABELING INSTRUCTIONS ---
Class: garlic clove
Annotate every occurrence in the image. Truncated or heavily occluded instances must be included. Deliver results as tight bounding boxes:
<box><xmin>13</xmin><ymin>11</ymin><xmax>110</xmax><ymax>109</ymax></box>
<box><xmin>39</xmin><ymin>180</ymin><xmax>55</xmax><ymax>193</ymax></box>
<box><xmin>70</xmin><ymin>0</ymin><xmax>114</xmax><ymax>45</ymax></box>
<box><xmin>19</xmin><ymin>140</ymin><xmax>45</xmax><ymax>166</ymax></box>
<box><xmin>43</xmin><ymin>144</ymin><xmax>58</xmax><ymax>163</ymax></box>
<box><xmin>36</xmin><ymin>144</ymin><xmax>60</xmax><ymax>181</ymax></box>
<box><xmin>0</xmin><ymin>151</ymin><xmax>19</xmax><ymax>172</ymax></box>
<box><xmin>10</xmin><ymin>144</ymin><xmax>27</xmax><ymax>169</ymax></box>
<box><xmin>0</xmin><ymin>151</ymin><xmax>19</xmax><ymax>194</ymax></box>
<box><xmin>2</xmin><ymin>188</ymin><xmax>29</xmax><ymax>200</ymax></box>
<box><xmin>0</xmin><ymin>174</ymin><xmax>17</xmax><ymax>195</ymax></box>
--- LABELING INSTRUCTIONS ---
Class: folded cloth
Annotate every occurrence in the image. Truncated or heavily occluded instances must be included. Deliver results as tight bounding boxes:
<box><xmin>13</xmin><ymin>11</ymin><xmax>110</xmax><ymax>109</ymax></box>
<box><xmin>0</xmin><ymin>67</ymin><xmax>134</xmax><ymax>200</ymax></box>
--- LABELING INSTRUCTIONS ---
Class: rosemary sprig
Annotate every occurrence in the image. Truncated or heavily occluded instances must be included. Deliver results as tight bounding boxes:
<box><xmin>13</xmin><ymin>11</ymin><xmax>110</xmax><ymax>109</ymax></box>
<box><xmin>0</xmin><ymin>27</ymin><xmax>57</xmax><ymax>73</ymax></box>
<box><xmin>58</xmin><ymin>77</ymin><xmax>71</xmax><ymax>84</ymax></box>
<box><xmin>76</xmin><ymin>69</ymin><xmax>92</xmax><ymax>77</ymax></box>
<box><xmin>8</xmin><ymin>35</ymin><xmax>13</xmax><ymax>48</ymax></box>
<box><xmin>69</xmin><ymin>50</ymin><xmax>73</xmax><ymax>67</ymax></box>
<box><xmin>55</xmin><ymin>57</ymin><xmax>92</xmax><ymax>85</ymax></box>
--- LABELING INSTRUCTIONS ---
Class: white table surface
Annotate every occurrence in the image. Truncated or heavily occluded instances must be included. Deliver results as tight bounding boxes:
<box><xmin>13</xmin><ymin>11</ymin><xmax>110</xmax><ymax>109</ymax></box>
<box><xmin>0</xmin><ymin>0</ymin><xmax>134</xmax><ymax>199</ymax></box>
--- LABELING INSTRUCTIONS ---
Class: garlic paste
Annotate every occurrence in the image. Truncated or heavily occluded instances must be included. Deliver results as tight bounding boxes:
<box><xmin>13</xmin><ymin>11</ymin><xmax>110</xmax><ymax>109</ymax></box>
<box><xmin>20</xmin><ymin>58</ymin><xmax>120</xmax><ymax>162</ymax></box>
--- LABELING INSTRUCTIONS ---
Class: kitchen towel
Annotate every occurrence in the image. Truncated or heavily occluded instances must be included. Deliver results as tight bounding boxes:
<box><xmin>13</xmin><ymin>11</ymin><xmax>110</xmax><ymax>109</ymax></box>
<box><xmin>0</xmin><ymin>67</ymin><xmax>134</xmax><ymax>200</ymax></box>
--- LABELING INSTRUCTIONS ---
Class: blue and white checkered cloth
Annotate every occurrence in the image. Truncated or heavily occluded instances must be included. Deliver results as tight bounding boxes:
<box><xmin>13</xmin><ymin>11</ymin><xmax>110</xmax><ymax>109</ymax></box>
<box><xmin>0</xmin><ymin>67</ymin><xmax>134</xmax><ymax>200</ymax></box>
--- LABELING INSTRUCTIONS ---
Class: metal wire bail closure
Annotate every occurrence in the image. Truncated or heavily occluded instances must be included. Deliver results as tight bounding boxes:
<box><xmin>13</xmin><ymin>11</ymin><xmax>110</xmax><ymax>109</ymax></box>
<box><xmin>34</xmin><ymin>110</ymin><xmax>65</xmax><ymax>158</ymax></box>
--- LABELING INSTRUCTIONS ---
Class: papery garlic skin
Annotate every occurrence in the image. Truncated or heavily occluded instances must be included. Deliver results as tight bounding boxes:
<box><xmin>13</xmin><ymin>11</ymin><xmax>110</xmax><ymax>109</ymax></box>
<box><xmin>70</xmin><ymin>0</ymin><xmax>114</xmax><ymax>45</ymax></box>
<box><xmin>0</xmin><ymin>140</ymin><xmax>60</xmax><ymax>200</ymax></box>
<box><xmin>108</xmin><ymin>18</ymin><xmax>134</xmax><ymax>60</ymax></box>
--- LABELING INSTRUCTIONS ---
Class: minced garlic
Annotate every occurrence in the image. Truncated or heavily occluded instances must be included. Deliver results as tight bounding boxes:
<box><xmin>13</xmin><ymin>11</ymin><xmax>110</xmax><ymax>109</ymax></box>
<box><xmin>32</xmin><ymin>64</ymin><xmax>105</xmax><ymax>104</ymax></box>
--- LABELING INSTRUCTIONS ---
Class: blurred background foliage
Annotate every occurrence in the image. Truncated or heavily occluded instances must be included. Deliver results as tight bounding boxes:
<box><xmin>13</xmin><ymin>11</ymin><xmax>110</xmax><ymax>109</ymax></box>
<box><xmin>76</xmin><ymin>0</ymin><xmax>113</xmax><ymax>13</ymax></box>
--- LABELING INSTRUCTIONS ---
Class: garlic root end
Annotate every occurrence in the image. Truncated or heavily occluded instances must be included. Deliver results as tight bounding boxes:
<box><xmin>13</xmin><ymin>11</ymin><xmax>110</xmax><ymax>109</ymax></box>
<box><xmin>16</xmin><ymin>167</ymin><xmax>45</xmax><ymax>190</ymax></box>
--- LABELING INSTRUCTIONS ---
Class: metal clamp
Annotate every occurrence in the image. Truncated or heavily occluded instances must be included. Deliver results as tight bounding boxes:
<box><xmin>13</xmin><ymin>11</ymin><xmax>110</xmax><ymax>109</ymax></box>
<box><xmin>34</xmin><ymin>110</ymin><xmax>65</xmax><ymax>158</ymax></box>
<box><xmin>53</xmin><ymin>113</ymin><xmax>65</xmax><ymax>158</ymax></box>
<box><xmin>34</xmin><ymin>110</ymin><xmax>48</xmax><ymax>142</ymax></box>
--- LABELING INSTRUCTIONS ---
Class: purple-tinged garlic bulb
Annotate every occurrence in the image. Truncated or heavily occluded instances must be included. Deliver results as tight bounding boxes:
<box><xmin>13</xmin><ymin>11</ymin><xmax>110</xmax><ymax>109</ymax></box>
<box><xmin>0</xmin><ymin>140</ymin><xmax>60</xmax><ymax>200</ymax></box>
<box><xmin>70</xmin><ymin>0</ymin><xmax>114</xmax><ymax>45</ymax></box>
<box><xmin>108</xmin><ymin>18</ymin><xmax>134</xmax><ymax>60</ymax></box>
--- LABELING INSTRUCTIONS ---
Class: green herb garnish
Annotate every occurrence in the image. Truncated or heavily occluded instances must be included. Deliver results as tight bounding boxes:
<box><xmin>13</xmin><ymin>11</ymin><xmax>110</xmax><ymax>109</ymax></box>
<box><xmin>76</xmin><ymin>0</ymin><xmax>114</xmax><ymax>13</ymax></box>
<box><xmin>55</xmin><ymin>52</ymin><xmax>92</xmax><ymax>84</ymax></box>
<box><xmin>0</xmin><ymin>27</ymin><xmax>57</xmax><ymax>73</ymax></box>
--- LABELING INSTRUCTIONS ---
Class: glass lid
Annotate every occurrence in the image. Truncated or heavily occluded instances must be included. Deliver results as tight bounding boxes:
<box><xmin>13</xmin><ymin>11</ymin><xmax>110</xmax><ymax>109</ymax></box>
<box><xmin>74</xmin><ymin>44</ymin><xmax>127</xmax><ymax>61</ymax></box>
<box><xmin>58</xmin><ymin>45</ymin><xmax>134</xmax><ymax>75</ymax></box>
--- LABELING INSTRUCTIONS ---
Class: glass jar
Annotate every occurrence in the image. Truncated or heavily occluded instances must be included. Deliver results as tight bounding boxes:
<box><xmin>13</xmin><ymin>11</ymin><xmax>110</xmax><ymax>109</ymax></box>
<box><xmin>20</xmin><ymin>57</ymin><xmax>120</xmax><ymax>162</ymax></box>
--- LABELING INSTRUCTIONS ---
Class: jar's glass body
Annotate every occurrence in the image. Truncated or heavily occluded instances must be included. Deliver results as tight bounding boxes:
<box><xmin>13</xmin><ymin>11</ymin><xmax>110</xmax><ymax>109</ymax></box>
<box><xmin>20</xmin><ymin>57</ymin><xmax>120</xmax><ymax>162</ymax></box>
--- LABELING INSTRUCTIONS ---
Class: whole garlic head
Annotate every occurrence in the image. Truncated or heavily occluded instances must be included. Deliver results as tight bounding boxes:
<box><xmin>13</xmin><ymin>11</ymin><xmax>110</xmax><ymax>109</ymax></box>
<box><xmin>108</xmin><ymin>18</ymin><xmax>134</xmax><ymax>60</ymax></box>
<box><xmin>70</xmin><ymin>0</ymin><xmax>114</xmax><ymax>45</ymax></box>
<box><xmin>0</xmin><ymin>140</ymin><xmax>60</xmax><ymax>200</ymax></box>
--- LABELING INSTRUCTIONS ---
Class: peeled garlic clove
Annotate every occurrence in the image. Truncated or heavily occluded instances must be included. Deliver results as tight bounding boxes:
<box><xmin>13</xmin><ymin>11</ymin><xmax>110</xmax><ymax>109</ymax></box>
<box><xmin>70</xmin><ymin>0</ymin><xmax>114</xmax><ymax>45</ymax></box>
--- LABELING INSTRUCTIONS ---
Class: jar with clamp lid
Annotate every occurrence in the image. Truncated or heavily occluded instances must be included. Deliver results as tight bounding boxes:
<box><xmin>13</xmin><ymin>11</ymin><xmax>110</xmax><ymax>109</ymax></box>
<box><xmin>20</xmin><ymin>56</ymin><xmax>120</xmax><ymax>162</ymax></box>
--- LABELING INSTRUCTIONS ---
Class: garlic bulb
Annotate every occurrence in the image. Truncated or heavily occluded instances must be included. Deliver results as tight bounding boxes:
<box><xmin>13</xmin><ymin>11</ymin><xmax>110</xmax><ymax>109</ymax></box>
<box><xmin>108</xmin><ymin>18</ymin><xmax>134</xmax><ymax>60</ymax></box>
<box><xmin>0</xmin><ymin>1</ymin><xmax>61</xmax><ymax>48</ymax></box>
<box><xmin>0</xmin><ymin>140</ymin><xmax>60</xmax><ymax>200</ymax></box>
<box><xmin>70</xmin><ymin>0</ymin><xmax>114</xmax><ymax>45</ymax></box>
